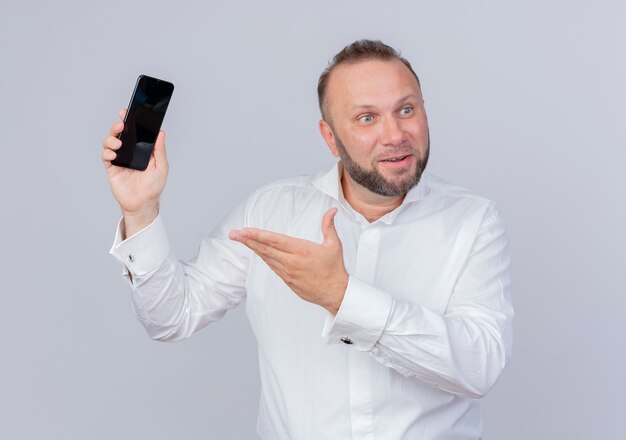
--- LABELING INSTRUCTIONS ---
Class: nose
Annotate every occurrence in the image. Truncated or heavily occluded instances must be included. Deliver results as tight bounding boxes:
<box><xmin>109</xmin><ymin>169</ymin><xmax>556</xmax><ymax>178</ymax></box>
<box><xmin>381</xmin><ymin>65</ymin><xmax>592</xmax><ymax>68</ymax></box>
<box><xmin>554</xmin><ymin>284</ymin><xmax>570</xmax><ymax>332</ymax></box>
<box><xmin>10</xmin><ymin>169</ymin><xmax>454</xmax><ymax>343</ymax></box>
<box><xmin>380</xmin><ymin>116</ymin><xmax>405</xmax><ymax>146</ymax></box>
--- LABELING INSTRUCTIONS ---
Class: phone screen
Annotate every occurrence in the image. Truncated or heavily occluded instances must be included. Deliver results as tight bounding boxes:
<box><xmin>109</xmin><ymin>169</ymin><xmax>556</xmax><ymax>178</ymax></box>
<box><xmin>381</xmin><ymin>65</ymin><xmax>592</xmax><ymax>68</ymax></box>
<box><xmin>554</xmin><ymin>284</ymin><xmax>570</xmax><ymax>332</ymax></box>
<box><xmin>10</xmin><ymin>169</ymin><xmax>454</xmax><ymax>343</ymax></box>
<box><xmin>112</xmin><ymin>75</ymin><xmax>174</xmax><ymax>170</ymax></box>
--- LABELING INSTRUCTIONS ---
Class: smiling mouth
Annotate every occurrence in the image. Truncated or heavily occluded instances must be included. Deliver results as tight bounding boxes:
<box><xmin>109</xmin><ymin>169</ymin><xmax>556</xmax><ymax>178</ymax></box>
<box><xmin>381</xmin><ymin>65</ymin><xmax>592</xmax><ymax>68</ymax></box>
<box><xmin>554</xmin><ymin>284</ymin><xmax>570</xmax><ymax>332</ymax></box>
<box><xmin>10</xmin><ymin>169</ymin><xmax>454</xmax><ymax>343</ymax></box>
<box><xmin>381</xmin><ymin>155</ymin><xmax>410</xmax><ymax>162</ymax></box>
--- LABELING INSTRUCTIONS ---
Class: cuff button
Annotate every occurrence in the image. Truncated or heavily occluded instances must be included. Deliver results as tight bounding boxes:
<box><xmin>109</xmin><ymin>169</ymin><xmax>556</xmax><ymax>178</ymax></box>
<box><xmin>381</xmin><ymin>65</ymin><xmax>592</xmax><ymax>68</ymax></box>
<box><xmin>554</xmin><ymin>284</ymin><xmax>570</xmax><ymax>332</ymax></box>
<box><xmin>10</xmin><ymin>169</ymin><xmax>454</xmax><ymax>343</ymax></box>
<box><xmin>340</xmin><ymin>337</ymin><xmax>353</xmax><ymax>345</ymax></box>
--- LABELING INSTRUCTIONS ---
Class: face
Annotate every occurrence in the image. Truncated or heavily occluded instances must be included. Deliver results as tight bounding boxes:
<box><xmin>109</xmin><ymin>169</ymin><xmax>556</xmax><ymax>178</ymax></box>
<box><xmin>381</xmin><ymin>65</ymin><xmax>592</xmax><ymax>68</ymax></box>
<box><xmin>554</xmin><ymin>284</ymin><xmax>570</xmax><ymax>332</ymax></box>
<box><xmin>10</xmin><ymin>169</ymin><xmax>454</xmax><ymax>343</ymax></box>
<box><xmin>333</xmin><ymin>128</ymin><xmax>429</xmax><ymax>197</ymax></box>
<box><xmin>320</xmin><ymin>59</ymin><xmax>430</xmax><ymax>198</ymax></box>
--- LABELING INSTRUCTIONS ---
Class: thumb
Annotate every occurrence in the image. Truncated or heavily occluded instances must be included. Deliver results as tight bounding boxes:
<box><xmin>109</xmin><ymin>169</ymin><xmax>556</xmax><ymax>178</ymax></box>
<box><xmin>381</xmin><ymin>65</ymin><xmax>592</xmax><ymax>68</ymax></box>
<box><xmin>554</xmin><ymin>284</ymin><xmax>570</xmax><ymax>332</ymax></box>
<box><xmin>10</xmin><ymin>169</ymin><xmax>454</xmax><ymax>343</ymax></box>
<box><xmin>321</xmin><ymin>208</ymin><xmax>340</xmax><ymax>246</ymax></box>
<box><xmin>153</xmin><ymin>130</ymin><xmax>168</xmax><ymax>168</ymax></box>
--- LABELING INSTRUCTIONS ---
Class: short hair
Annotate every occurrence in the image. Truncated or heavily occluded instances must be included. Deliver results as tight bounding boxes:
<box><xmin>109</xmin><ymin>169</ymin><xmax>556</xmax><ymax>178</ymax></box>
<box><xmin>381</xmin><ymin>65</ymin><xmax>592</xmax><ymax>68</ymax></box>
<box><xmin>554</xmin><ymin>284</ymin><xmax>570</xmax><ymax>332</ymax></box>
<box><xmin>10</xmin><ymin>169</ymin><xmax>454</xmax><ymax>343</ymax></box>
<box><xmin>317</xmin><ymin>39</ymin><xmax>421</xmax><ymax>121</ymax></box>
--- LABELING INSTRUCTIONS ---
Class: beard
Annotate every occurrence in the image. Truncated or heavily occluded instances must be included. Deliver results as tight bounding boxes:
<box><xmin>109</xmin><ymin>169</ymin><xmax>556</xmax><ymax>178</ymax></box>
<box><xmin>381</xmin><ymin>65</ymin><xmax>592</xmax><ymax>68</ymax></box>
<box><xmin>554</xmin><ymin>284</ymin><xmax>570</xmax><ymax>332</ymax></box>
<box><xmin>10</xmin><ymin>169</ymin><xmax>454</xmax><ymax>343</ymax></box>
<box><xmin>334</xmin><ymin>132</ymin><xmax>430</xmax><ymax>197</ymax></box>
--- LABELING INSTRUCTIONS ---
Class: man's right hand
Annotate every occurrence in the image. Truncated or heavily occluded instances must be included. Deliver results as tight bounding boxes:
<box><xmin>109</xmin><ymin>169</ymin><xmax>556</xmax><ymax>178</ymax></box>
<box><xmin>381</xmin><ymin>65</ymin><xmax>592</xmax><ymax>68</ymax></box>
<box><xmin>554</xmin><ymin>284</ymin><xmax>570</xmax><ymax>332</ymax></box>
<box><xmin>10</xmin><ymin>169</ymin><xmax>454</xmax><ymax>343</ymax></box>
<box><xmin>101</xmin><ymin>108</ymin><xmax>169</xmax><ymax>239</ymax></box>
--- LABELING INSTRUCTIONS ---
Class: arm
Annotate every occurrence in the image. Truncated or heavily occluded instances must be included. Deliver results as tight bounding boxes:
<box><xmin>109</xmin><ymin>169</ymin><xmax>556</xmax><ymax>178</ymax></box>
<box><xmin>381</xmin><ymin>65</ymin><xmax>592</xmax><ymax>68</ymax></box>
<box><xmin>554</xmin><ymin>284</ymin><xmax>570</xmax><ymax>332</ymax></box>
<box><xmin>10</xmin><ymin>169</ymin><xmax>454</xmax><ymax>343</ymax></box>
<box><xmin>103</xmin><ymin>109</ymin><xmax>250</xmax><ymax>341</ymax></box>
<box><xmin>110</xmin><ymin>204</ymin><xmax>251</xmax><ymax>342</ymax></box>
<box><xmin>228</xmin><ymin>201</ymin><xmax>512</xmax><ymax>398</ymax></box>
<box><xmin>323</xmin><ymin>204</ymin><xmax>513</xmax><ymax>398</ymax></box>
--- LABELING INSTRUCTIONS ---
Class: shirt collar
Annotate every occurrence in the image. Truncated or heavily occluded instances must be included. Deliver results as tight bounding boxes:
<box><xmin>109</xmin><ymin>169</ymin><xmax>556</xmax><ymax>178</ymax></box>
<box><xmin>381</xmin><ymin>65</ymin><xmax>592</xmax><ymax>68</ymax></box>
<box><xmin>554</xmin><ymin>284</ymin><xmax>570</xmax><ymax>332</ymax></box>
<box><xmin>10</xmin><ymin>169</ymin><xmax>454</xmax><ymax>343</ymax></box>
<box><xmin>312</xmin><ymin>162</ymin><xmax>343</xmax><ymax>201</ymax></box>
<box><xmin>312</xmin><ymin>162</ymin><xmax>430</xmax><ymax>224</ymax></box>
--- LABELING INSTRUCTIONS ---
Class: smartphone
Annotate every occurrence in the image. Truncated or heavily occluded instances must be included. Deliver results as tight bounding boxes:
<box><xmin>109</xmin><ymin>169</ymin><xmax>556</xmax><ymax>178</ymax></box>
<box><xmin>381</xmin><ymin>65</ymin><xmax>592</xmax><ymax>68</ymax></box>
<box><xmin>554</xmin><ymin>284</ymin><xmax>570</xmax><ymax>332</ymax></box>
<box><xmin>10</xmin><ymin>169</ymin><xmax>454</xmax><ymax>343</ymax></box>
<box><xmin>112</xmin><ymin>75</ymin><xmax>174</xmax><ymax>171</ymax></box>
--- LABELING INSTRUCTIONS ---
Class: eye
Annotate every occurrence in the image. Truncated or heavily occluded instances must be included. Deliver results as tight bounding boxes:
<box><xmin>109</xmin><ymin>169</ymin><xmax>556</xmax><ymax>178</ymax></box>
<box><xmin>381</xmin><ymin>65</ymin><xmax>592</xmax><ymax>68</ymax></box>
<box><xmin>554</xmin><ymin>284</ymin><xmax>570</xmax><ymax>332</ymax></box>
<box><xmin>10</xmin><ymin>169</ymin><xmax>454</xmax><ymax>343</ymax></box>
<box><xmin>399</xmin><ymin>106</ymin><xmax>413</xmax><ymax>116</ymax></box>
<box><xmin>358</xmin><ymin>114</ymin><xmax>374</xmax><ymax>124</ymax></box>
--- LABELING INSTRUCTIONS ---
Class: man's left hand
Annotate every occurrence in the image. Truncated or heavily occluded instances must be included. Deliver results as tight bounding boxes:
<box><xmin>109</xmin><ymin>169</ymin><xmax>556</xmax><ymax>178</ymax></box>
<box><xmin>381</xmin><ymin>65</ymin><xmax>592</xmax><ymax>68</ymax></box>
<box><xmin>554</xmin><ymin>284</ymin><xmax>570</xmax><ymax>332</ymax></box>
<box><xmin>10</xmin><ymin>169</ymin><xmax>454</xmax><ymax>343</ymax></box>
<box><xmin>228</xmin><ymin>208</ymin><xmax>348</xmax><ymax>315</ymax></box>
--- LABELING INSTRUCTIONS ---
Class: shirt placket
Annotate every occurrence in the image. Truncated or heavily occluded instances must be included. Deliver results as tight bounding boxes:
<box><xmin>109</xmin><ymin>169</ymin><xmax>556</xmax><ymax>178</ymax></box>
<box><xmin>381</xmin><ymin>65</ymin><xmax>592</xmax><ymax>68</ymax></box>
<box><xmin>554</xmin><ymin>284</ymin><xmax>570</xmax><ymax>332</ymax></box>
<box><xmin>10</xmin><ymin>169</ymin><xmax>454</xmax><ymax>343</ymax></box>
<box><xmin>349</xmin><ymin>223</ymin><xmax>381</xmax><ymax>440</ymax></box>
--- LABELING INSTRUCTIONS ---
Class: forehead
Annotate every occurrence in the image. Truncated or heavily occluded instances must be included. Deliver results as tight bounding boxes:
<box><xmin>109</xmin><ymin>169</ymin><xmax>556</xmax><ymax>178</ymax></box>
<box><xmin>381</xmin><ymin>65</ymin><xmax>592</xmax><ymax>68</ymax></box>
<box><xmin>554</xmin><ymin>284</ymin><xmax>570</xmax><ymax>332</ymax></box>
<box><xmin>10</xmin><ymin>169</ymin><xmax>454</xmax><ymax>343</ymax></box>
<box><xmin>326</xmin><ymin>59</ymin><xmax>421</xmax><ymax>111</ymax></box>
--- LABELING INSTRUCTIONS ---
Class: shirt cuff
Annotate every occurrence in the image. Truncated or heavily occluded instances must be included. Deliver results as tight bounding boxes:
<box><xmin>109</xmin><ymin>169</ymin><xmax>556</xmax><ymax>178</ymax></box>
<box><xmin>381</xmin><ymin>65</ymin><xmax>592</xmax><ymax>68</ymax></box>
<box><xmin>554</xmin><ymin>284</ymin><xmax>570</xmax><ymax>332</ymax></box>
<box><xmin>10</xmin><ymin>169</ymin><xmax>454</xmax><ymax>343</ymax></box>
<box><xmin>109</xmin><ymin>214</ymin><xmax>170</xmax><ymax>277</ymax></box>
<box><xmin>321</xmin><ymin>276</ymin><xmax>393</xmax><ymax>351</ymax></box>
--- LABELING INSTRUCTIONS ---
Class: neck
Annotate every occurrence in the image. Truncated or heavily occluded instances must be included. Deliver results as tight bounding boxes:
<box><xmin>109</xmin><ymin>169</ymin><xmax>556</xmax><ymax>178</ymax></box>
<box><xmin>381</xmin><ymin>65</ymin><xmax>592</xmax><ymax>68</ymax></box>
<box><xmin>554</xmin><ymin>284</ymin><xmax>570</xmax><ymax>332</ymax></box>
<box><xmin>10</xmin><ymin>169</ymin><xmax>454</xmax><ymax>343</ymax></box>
<box><xmin>340</xmin><ymin>167</ymin><xmax>406</xmax><ymax>223</ymax></box>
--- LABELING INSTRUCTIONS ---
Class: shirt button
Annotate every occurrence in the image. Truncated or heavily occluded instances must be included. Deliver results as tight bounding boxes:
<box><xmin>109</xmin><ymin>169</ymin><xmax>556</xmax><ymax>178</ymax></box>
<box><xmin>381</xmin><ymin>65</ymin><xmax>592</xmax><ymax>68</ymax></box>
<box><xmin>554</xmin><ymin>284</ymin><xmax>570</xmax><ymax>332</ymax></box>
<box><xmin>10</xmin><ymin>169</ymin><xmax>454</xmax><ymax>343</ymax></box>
<box><xmin>128</xmin><ymin>254</ymin><xmax>134</xmax><ymax>262</ymax></box>
<box><xmin>340</xmin><ymin>337</ymin><xmax>353</xmax><ymax>345</ymax></box>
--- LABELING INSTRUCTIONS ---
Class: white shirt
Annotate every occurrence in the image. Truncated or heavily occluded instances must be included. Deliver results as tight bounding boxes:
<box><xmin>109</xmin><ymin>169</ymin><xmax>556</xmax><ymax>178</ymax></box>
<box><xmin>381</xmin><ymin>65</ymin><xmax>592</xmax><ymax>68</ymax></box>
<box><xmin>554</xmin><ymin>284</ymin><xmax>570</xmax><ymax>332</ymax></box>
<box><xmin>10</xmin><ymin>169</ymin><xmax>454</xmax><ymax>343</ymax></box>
<box><xmin>110</xmin><ymin>163</ymin><xmax>513</xmax><ymax>440</ymax></box>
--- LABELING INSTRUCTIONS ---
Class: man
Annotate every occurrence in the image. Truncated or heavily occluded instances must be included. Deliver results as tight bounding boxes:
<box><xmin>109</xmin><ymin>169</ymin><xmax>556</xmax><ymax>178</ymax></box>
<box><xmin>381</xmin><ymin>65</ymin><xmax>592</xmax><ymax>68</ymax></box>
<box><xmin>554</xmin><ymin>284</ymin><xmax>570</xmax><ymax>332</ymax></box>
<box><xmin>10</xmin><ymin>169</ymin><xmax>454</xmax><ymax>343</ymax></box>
<box><xmin>102</xmin><ymin>40</ymin><xmax>513</xmax><ymax>439</ymax></box>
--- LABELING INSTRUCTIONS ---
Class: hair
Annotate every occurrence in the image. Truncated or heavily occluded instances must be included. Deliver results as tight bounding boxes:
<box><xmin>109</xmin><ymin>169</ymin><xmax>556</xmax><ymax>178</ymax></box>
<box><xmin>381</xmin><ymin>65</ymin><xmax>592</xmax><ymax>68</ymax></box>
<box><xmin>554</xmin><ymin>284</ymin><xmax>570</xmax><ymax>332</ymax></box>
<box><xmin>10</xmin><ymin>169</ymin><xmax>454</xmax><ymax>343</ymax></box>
<box><xmin>317</xmin><ymin>39</ymin><xmax>421</xmax><ymax>122</ymax></box>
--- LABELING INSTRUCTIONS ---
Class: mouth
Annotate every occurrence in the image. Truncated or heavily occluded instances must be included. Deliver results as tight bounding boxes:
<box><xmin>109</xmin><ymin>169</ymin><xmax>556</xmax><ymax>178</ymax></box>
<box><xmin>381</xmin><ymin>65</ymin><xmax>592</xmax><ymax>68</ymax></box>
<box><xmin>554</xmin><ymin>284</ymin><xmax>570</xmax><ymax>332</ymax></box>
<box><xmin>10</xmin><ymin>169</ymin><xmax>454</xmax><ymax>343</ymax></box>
<box><xmin>379</xmin><ymin>154</ymin><xmax>413</xmax><ymax>168</ymax></box>
<box><xmin>380</xmin><ymin>154</ymin><xmax>410</xmax><ymax>162</ymax></box>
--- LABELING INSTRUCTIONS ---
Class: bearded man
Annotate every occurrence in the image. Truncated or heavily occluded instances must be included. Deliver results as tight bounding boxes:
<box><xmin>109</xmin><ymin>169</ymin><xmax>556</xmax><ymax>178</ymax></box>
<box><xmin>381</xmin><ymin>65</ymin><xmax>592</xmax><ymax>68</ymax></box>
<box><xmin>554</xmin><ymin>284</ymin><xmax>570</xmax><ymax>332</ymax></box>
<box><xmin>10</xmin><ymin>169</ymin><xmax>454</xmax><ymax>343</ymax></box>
<box><xmin>102</xmin><ymin>39</ymin><xmax>513</xmax><ymax>440</ymax></box>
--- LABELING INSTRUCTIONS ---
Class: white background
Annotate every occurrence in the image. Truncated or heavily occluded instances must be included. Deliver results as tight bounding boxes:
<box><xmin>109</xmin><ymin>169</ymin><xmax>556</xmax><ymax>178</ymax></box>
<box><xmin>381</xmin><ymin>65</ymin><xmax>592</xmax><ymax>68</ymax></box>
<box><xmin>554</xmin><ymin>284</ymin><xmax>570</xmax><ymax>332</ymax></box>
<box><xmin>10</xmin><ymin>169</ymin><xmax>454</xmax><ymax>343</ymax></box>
<box><xmin>1</xmin><ymin>0</ymin><xmax>624</xmax><ymax>438</ymax></box>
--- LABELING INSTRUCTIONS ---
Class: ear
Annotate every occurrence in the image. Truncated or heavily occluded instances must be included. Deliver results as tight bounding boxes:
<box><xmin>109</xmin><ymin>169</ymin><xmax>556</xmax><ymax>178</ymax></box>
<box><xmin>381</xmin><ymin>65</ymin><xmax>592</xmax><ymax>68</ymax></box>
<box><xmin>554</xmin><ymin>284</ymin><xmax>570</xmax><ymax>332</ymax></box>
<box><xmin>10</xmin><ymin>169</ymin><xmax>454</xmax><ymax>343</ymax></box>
<box><xmin>319</xmin><ymin>119</ymin><xmax>340</xmax><ymax>158</ymax></box>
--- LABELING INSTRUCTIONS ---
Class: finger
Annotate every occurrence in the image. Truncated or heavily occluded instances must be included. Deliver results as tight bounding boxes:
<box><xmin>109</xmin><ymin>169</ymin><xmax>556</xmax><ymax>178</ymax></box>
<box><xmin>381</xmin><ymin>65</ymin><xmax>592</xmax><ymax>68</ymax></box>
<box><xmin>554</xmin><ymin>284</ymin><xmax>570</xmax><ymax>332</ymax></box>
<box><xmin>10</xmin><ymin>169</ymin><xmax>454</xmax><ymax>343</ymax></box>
<box><xmin>109</xmin><ymin>120</ymin><xmax>124</xmax><ymax>138</ymax></box>
<box><xmin>153</xmin><ymin>130</ymin><xmax>168</xmax><ymax>168</ymax></box>
<box><xmin>101</xmin><ymin>148</ymin><xmax>116</xmax><ymax>166</ymax></box>
<box><xmin>102</xmin><ymin>135</ymin><xmax>122</xmax><ymax>150</ymax></box>
<box><xmin>254</xmin><ymin>251</ymin><xmax>289</xmax><ymax>276</ymax></box>
<box><xmin>119</xmin><ymin>108</ymin><xmax>127</xmax><ymax>121</ymax></box>
<box><xmin>230</xmin><ymin>228</ymin><xmax>306</xmax><ymax>254</ymax></box>
<box><xmin>229</xmin><ymin>231</ymin><xmax>290</xmax><ymax>261</ymax></box>
<box><xmin>321</xmin><ymin>208</ymin><xmax>340</xmax><ymax>245</ymax></box>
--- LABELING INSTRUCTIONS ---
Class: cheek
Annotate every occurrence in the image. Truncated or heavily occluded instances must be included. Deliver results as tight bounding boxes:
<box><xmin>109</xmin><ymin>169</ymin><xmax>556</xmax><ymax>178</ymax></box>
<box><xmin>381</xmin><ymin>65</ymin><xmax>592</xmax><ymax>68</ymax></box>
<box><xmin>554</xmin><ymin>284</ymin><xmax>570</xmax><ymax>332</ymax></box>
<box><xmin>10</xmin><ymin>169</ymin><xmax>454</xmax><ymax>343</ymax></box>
<box><xmin>408</xmin><ymin>117</ymin><xmax>429</xmax><ymax>140</ymax></box>
<box><xmin>346</xmin><ymin>131</ymin><xmax>378</xmax><ymax>159</ymax></box>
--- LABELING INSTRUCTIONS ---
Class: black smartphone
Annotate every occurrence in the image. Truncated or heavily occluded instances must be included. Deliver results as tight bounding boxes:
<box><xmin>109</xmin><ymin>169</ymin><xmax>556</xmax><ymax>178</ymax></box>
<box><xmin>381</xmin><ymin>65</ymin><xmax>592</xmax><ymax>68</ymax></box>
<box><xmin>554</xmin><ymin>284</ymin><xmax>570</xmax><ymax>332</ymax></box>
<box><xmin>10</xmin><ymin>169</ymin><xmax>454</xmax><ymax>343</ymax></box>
<box><xmin>112</xmin><ymin>75</ymin><xmax>174</xmax><ymax>171</ymax></box>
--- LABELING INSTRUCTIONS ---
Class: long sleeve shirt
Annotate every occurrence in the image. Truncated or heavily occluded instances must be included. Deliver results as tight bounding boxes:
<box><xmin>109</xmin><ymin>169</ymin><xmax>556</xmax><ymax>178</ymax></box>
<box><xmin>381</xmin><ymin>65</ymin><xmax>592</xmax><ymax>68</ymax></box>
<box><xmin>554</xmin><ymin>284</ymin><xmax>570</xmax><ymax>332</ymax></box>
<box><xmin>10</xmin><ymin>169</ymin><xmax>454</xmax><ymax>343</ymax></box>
<box><xmin>110</xmin><ymin>163</ymin><xmax>514</xmax><ymax>440</ymax></box>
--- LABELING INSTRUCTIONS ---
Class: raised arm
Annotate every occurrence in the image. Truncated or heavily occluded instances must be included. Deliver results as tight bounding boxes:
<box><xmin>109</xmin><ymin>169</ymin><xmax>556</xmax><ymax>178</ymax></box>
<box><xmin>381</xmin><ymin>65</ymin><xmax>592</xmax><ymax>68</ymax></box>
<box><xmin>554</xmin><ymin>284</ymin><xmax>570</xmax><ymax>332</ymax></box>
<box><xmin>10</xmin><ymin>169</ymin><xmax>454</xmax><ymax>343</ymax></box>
<box><xmin>101</xmin><ymin>108</ymin><xmax>168</xmax><ymax>238</ymax></box>
<box><xmin>104</xmin><ymin>110</ymin><xmax>251</xmax><ymax>341</ymax></box>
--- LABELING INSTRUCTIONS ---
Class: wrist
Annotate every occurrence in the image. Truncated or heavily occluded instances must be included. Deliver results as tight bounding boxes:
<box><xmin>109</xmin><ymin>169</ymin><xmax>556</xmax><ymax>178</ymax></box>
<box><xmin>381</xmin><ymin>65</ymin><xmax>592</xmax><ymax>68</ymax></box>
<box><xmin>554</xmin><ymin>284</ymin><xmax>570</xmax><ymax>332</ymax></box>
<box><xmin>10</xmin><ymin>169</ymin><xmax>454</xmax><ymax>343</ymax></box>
<box><xmin>325</xmin><ymin>272</ymin><xmax>349</xmax><ymax>315</ymax></box>
<box><xmin>122</xmin><ymin>203</ymin><xmax>159</xmax><ymax>239</ymax></box>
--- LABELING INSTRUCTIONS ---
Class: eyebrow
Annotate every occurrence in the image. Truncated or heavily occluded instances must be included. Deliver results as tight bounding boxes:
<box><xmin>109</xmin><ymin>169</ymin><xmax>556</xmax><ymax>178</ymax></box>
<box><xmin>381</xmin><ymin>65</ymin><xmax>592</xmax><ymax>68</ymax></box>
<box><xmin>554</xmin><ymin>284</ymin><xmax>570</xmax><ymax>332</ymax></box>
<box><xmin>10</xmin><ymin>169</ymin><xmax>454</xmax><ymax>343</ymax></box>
<box><xmin>349</xmin><ymin>94</ymin><xmax>421</xmax><ymax>111</ymax></box>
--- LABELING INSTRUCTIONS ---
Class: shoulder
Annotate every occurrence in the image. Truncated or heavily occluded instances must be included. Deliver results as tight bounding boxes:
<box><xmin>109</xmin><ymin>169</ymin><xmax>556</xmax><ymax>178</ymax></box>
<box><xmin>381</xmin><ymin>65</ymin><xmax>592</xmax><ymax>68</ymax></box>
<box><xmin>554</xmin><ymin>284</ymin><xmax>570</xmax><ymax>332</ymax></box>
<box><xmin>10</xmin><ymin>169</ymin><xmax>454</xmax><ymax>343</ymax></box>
<box><xmin>250</xmin><ymin>174</ymin><xmax>314</xmax><ymax>196</ymax></box>
<box><xmin>421</xmin><ymin>172</ymin><xmax>502</xmax><ymax>226</ymax></box>
<box><xmin>240</xmin><ymin>174</ymin><xmax>326</xmax><ymax>224</ymax></box>
<box><xmin>425</xmin><ymin>172</ymin><xmax>492</xmax><ymax>205</ymax></box>
<box><xmin>246</xmin><ymin>174</ymin><xmax>318</xmax><ymax>206</ymax></box>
